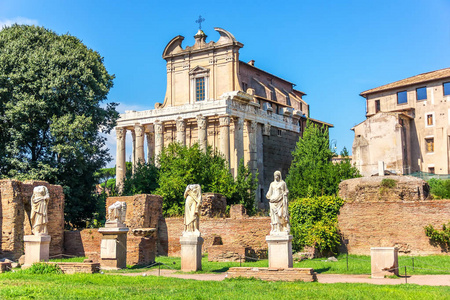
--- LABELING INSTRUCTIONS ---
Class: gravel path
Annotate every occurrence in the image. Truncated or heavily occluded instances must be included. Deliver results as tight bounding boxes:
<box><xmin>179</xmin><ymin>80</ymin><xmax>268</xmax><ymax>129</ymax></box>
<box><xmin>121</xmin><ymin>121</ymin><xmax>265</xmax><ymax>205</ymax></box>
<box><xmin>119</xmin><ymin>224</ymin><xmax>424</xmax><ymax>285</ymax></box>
<box><xmin>118</xmin><ymin>270</ymin><xmax>450</xmax><ymax>286</ymax></box>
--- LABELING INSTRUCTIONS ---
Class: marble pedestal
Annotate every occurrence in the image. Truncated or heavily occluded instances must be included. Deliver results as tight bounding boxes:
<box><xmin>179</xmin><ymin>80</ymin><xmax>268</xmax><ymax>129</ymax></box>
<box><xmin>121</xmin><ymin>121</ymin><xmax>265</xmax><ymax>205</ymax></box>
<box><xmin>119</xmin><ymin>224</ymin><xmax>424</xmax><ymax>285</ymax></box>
<box><xmin>180</xmin><ymin>235</ymin><xmax>204</xmax><ymax>272</ymax></box>
<box><xmin>23</xmin><ymin>234</ymin><xmax>51</xmax><ymax>268</ymax></box>
<box><xmin>99</xmin><ymin>222</ymin><xmax>129</xmax><ymax>270</ymax></box>
<box><xmin>371</xmin><ymin>247</ymin><xmax>398</xmax><ymax>278</ymax></box>
<box><xmin>266</xmin><ymin>234</ymin><xmax>293</xmax><ymax>269</ymax></box>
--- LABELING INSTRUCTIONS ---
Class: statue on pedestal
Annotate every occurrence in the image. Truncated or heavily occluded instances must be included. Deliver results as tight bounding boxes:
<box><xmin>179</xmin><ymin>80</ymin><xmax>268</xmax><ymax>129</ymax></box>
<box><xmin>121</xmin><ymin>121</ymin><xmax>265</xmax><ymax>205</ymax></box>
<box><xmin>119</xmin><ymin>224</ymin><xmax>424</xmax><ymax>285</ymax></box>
<box><xmin>30</xmin><ymin>186</ymin><xmax>50</xmax><ymax>235</ymax></box>
<box><xmin>107</xmin><ymin>201</ymin><xmax>127</xmax><ymax>225</ymax></box>
<box><xmin>266</xmin><ymin>171</ymin><xmax>290</xmax><ymax>235</ymax></box>
<box><xmin>183</xmin><ymin>184</ymin><xmax>202</xmax><ymax>235</ymax></box>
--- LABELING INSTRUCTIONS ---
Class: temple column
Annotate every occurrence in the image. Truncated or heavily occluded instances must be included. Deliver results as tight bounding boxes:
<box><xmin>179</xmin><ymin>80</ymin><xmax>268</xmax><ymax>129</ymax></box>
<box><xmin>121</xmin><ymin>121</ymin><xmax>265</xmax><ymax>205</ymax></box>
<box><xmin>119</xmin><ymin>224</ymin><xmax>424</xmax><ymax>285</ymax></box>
<box><xmin>135</xmin><ymin>124</ymin><xmax>145</xmax><ymax>166</ymax></box>
<box><xmin>146</xmin><ymin>129</ymin><xmax>154</xmax><ymax>164</ymax></box>
<box><xmin>219</xmin><ymin>115</ymin><xmax>230</xmax><ymax>165</ymax></box>
<box><xmin>131</xmin><ymin>129</ymin><xmax>136</xmax><ymax>174</ymax></box>
<box><xmin>197</xmin><ymin>115</ymin><xmax>207</xmax><ymax>153</ymax></box>
<box><xmin>154</xmin><ymin>120</ymin><xmax>164</xmax><ymax>167</ymax></box>
<box><xmin>247</xmin><ymin>120</ymin><xmax>257</xmax><ymax>175</ymax></box>
<box><xmin>115</xmin><ymin>127</ymin><xmax>126</xmax><ymax>193</ymax></box>
<box><xmin>176</xmin><ymin>117</ymin><xmax>186</xmax><ymax>146</ymax></box>
<box><xmin>233</xmin><ymin>117</ymin><xmax>244</xmax><ymax>173</ymax></box>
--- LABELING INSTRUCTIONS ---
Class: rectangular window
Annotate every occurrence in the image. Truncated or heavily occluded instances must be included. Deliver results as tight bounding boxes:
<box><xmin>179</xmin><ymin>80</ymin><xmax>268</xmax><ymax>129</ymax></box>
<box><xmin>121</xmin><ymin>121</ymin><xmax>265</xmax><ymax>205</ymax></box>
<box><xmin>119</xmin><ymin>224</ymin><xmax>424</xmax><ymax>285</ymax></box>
<box><xmin>428</xmin><ymin>167</ymin><xmax>435</xmax><ymax>174</ymax></box>
<box><xmin>444</xmin><ymin>82</ymin><xmax>450</xmax><ymax>96</ymax></box>
<box><xmin>397</xmin><ymin>91</ymin><xmax>407</xmax><ymax>104</ymax></box>
<box><xmin>196</xmin><ymin>77</ymin><xmax>205</xmax><ymax>101</ymax></box>
<box><xmin>416</xmin><ymin>87</ymin><xmax>427</xmax><ymax>101</ymax></box>
<box><xmin>375</xmin><ymin>100</ymin><xmax>380</xmax><ymax>113</ymax></box>
<box><xmin>426</xmin><ymin>114</ymin><xmax>434</xmax><ymax>126</ymax></box>
<box><xmin>242</xmin><ymin>82</ymin><xmax>248</xmax><ymax>92</ymax></box>
<box><xmin>425</xmin><ymin>138</ymin><xmax>434</xmax><ymax>153</ymax></box>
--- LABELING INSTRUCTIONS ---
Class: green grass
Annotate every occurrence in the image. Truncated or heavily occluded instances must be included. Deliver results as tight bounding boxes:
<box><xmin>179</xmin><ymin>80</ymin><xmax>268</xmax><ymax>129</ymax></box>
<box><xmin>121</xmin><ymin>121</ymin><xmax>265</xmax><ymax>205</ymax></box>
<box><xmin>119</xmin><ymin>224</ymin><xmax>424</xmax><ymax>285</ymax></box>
<box><xmin>49</xmin><ymin>256</ymin><xmax>87</xmax><ymax>263</ymax></box>
<box><xmin>104</xmin><ymin>254</ymin><xmax>450</xmax><ymax>276</ymax></box>
<box><xmin>0</xmin><ymin>272</ymin><xmax>449</xmax><ymax>299</ymax></box>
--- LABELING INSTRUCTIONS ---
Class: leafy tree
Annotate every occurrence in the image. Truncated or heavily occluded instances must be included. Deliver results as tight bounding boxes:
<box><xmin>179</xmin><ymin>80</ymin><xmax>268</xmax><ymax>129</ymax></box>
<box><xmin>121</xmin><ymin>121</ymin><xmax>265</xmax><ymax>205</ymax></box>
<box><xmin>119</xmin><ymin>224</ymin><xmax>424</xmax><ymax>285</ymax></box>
<box><xmin>286</xmin><ymin>122</ymin><xmax>360</xmax><ymax>198</ymax></box>
<box><xmin>155</xmin><ymin>143</ymin><xmax>235</xmax><ymax>216</ymax></box>
<box><xmin>229</xmin><ymin>159</ymin><xmax>258</xmax><ymax>215</ymax></box>
<box><xmin>0</xmin><ymin>25</ymin><xmax>118</xmax><ymax>227</ymax></box>
<box><xmin>122</xmin><ymin>161</ymin><xmax>159</xmax><ymax>196</ymax></box>
<box><xmin>289</xmin><ymin>196</ymin><xmax>344</xmax><ymax>254</ymax></box>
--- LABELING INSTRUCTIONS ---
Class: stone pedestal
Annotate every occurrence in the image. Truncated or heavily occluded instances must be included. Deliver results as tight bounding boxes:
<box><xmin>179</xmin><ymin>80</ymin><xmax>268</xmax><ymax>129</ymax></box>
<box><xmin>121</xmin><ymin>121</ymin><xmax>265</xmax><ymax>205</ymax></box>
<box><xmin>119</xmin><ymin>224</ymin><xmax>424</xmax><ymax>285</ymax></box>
<box><xmin>371</xmin><ymin>247</ymin><xmax>398</xmax><ymax>278</ymax></box>
<box><xmin>99</xmin><ymin>222</ymin><xmax>129</xmax><ymax>270</ymax></box>
<box><xmin>23</xmin><ymin>234</ymin><xmax>51</xmax><ymax>268</ymax></box>
<box><xmin>266</xmin><ymin>234</ymin><xmax>293</xmax><ymax>269</ymax></box>
<box><xmin>180</xmin><ymin>235</ymin><xmax>204</xmax><ymax>272</ymax></box>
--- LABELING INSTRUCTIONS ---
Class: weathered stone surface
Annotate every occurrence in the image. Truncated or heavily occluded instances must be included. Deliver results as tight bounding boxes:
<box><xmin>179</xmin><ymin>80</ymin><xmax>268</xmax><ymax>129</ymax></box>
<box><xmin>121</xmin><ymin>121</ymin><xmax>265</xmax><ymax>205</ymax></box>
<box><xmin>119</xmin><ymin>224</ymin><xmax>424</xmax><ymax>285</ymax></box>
<box><xmin>0</xmin><ymin>262</ymin><xmax>12</xmax><ymax>273</ymax></box>
<box><xmin>208</xmin><ymin>245</ymin><xmax>247</xmax><ymax>262</ymax></box>
<box><xmin>227</xmin><ymin>267</ymin><xmax>316</xmax><ymax>282</ymax></box>
<box><xmin>338</xmin><ymin>177</ymin><xmax>450</xmax><ymax>255</ymax></box>
<box><xmin>229</xmin><ymin>204</ymin><xmax>248</xmax><ymax>219</ymax></box>
<box><xmin>46</xmin><ymin>262</ymin><xmax>100</xmax><ymax>274</ymax></box>
<box><xmin>201</xmin><ymin>193</ymin><xmax>226</xmax><ymax>218</ymax></box>
<box><xmin>339</xmin><ymin>176</ymin><xmax>430</xmax><ymax>202</ymax></box>
<box><xmin>371</xmin><ymin>247</ymin><xmax>398</xmax><ymax>278</ymax></box>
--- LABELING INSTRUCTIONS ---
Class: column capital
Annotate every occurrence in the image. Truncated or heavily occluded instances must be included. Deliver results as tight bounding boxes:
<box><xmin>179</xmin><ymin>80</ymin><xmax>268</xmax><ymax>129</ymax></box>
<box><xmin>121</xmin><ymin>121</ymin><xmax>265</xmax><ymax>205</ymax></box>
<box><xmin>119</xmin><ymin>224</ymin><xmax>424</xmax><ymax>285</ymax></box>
<box><xmin>134</xmin><ymin>124</ymin><xmax>144</xmax><ymax>137</ymax></box>
<box><xmin>154</xmin><ymin>120</ymin><xmax>163</xmax><ymax>134</ymax></box>
<box><xmin>247</xmin><ymin>119</ymin><xmax>257</xmax><ymax>133</ymax></box>
<box><xmin>219</xmin><ymin>115</ymin><xmax>230</xmax><ymax>127</ymax></box>
<box><xmin>116</xmin><ymin>127</ymin><xmax>126</xmax><ymax>140</ymax></box>
<box><xmin>197</xmin><ymin>115</ymin><xmax>207</xmax><ymax>130</ymax></box>
<box><xmin>176</xmin><ymin>117</ymin><xmax>186</xmax><ymax>132</ymax></box>
<box><xmin>263</xmin><ymin>123</ymin><xmax>271</xmax><ymax>136</ymax></box>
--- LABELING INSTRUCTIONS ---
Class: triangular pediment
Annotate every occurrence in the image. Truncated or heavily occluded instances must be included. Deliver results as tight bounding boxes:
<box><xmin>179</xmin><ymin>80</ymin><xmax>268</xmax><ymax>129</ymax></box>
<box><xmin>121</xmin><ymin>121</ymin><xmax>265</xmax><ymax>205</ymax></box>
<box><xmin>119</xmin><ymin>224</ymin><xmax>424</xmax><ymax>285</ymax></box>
<box><xmin>189</xmin><ymin>66</ymin><xmax>210</xmax><ymax>75</ymax></box>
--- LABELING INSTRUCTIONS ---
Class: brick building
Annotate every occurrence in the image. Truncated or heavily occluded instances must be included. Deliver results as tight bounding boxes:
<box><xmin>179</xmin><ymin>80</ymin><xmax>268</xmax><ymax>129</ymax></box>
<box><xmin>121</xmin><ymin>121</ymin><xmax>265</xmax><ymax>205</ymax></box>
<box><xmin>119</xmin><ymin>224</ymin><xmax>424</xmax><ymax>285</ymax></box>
<box><xmin>353</xmin><ymin>68</ymin><xmax>450</xmax><ymax>176</ymax></box>
<box><xmin>115</xmin><ymin>27</ymin><xmax>332</xmax><ymax>208</ymax></box>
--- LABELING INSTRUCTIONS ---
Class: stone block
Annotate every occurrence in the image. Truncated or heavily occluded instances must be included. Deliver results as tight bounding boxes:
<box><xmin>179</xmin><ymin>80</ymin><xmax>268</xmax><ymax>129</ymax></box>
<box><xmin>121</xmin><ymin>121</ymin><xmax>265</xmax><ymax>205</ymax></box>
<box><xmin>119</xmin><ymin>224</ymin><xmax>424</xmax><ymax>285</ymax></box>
<box><xmin>23</xmin><ymin>234</ymin><xmax>51</xmax><ymax>268</ymax></box>
<box><xmin>180</xmin><ymin>235</ymin><xmax>203</xmax><ymax>272</ymax></box>
<box><xmin>266</xmin><ymin>234</ymin><xmax>293</xmax><ymax>269</ymax></box>
<box><xmin>227</xmin><ymin>267</ymin><xmax>316</xmax><ymax>282</ymax></box>
<box><xmin>99</xmin><ymin>227</ymin><xmax>129</xmax><ymax>270</ymax></box>
<box><xmin>371</xmin><ymin>247</ymin><xmax>398</xmax><ymax>278</ymax></box>
<box><xmin>0</xmin><ymin>262</ymin><xmax>12</xmax><ymax>273</ymax></box>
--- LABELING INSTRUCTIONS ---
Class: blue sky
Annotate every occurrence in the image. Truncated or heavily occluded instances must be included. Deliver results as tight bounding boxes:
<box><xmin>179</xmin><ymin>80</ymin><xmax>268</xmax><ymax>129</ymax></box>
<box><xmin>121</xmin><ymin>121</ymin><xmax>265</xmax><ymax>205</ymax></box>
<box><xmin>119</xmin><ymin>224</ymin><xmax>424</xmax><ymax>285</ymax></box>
<box><xmin>1</xmin><ymin>0</ymin><xmax>450</xmax><ymax>166</ymax></box>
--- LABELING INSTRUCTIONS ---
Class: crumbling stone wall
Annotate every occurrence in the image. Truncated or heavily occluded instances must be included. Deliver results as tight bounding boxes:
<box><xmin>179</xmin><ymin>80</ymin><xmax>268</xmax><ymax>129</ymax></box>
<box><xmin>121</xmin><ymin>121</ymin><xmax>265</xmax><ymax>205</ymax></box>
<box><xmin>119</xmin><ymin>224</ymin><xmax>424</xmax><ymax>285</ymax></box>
<box><xmin>338</xmin><ymin>176</ymin><xmax>449</xmax><ymax>255</ymax></box>
<box><xmin>200</xmin><ymin>193</ymin><xmax>226</xmax><ymax>217</ymax></box>
<box><xmin>0</xmin><ymin>180</ymin><xmax>64</xmax><ymax>260</ymax></box>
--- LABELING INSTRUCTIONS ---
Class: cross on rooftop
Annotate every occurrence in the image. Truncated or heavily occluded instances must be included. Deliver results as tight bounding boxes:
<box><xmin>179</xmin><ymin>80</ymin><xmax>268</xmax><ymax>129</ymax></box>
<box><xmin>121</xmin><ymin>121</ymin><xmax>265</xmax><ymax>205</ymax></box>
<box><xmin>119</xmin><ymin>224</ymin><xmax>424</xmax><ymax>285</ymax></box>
<box><xmin>195</xmin><ymin>15</ymin><xmax>205</xmax><ymax>30</ymax></box>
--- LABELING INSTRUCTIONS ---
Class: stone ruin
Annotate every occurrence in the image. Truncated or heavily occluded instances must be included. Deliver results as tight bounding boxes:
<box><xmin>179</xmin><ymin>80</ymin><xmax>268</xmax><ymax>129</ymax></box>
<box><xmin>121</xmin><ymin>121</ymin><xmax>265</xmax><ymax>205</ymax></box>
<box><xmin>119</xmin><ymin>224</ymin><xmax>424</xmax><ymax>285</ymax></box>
<box><xmin>0</xmin><ymin>180</ymin><xmax>64</xmax><ymax>261</ymax></box>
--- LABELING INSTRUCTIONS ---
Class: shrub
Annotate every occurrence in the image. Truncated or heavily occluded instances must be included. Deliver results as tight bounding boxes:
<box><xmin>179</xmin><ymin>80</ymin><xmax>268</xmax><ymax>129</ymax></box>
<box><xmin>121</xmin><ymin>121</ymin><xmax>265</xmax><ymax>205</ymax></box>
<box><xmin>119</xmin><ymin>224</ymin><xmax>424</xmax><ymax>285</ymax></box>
<box><xmin>428</xmin><ymin>178</ymin><xmax>450</xmax><ymax>199</ymax></box>
<box><xmin>289</xmin><ymin>195</ymin><xmax>344</xmax><ymax>254</ymax></box>
<box><xmin>228</xmin><ymin>159</ymin><xmax>258</xmax><ymax>215</ymax></box>
<box><xmin>425</xmin><ymin>222</ymin><xmax>450</xmax><ymax>249</ymax></box>
<box><xmin>381</xmin><ymin>178</ymin><xmax>397</xmax><ymax>188</ymax></box>
<box><xmin>23</xmin><ymin>263</ymin><xmax>62</xmax><ymax>274</ymax></box>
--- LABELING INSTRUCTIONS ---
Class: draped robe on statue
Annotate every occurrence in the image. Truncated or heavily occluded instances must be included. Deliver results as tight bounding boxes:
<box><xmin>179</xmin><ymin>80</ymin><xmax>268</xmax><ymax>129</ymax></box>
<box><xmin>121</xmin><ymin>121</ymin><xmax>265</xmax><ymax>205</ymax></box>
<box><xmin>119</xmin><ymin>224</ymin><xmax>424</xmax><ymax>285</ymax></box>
<box><xmin>183</xmin><ymin>184</ymin><xmax>202</xmax><ymax>234</ymax></box>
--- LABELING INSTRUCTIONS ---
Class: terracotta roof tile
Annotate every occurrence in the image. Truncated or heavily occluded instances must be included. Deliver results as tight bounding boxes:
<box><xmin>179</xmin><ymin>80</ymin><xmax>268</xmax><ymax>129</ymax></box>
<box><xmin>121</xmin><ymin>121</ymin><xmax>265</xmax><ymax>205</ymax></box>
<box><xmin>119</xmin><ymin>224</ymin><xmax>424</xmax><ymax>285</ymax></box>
<box><xmin>360</xmin><ymin>67</ymin><xmax>450</xmax><ymax>97</ymax></box>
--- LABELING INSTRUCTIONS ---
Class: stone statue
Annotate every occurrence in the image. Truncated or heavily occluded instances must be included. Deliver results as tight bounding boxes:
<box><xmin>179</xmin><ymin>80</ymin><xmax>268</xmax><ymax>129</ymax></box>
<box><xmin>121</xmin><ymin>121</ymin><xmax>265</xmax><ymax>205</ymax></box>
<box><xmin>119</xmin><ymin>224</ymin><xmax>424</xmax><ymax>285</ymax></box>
<box><xmin>266</xmin><ymin>171</ymin><xmax>290</xmax><ymax>235</ymax></box>
<box><xmin>30</xmin><ymin>186</ymin><xmax>50</xmax><ymax>235</ymax></box>
<box><xmin>183</xmin><ymin>184</ymin><xmax>202</xmax><ymax>235</ymax></box>
<box><xmin>108</xmin><ymin>201</ymin><xmax>127</xmax><ymax>225</ymax></box>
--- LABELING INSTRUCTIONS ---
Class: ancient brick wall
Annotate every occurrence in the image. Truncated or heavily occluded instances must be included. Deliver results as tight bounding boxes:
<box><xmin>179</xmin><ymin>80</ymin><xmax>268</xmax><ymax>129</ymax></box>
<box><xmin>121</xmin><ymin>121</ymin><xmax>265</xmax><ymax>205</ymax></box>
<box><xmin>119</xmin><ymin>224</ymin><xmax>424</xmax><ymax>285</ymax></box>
<box><xmin>338</xmin><ymin>177</ymin><xmax>450</xmax><ymax>255</ymax></box>
<box><xmin>0</xmin><ymin>180</ymin><xmax>64</xmax><ymax>260</ymax></box>
<box><xmin>158</xmin><ymin>216</ymin><xmax>271</xmax><ymax>257</ymax></box>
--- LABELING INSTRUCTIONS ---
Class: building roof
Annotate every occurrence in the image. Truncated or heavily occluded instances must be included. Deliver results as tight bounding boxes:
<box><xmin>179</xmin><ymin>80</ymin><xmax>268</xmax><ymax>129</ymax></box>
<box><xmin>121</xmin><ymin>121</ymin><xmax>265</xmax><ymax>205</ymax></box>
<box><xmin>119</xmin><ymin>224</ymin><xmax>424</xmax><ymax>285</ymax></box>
<box><xmin>360</xmin><ymin>67</ymin><xmax>450</xmax><ymax>97</ymax></box>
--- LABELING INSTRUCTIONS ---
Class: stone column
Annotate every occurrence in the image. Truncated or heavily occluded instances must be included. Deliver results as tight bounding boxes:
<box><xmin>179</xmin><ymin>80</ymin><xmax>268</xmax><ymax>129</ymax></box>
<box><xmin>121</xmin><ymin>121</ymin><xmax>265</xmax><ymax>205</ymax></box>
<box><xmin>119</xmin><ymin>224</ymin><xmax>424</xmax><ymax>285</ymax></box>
<box><xmin>176</xmin><ymin>117</ymin><xmax>186</xmax><ymax>146</ymax></box>
<box><xmin>135</xmin><ymin>124</ymin><xmax>145</xmax><ymax>166</ymax></box>
<box><xmin>116</xmin><ymin>127</ymin><xmax>126</xmax><ymax>193</ymax></box>
<box><xmin>197</xmin><ymin>115</ymin><xmax>207</xmax><ymax>153</ymax></box>
<box><xmin>247</xmin><ymin>120</ymin><xmax>257</xmax><ymax>174</ymax></box>
<box><xmin>233</xmin><ymin>117</ymin><xmax>244</xmax><ymax>173</ymax></box>
<box><xmin>219</xmin><ymin>115</ymin><xmax>230</xmax><ymax>164</ymax></box>
<box><xmin>146</xmin><ymin>130</ymin><xmax>154</xmax><ymax>164</ymax></box>
<box><xmin>130</xmin><ymin>129</ymin><xmax>136</xmax><ymax>174</ymax></box>
<box><xmin>154</xmin><ymin>120</ymin><xmax>164</xmax><ymax>167</ymax></box>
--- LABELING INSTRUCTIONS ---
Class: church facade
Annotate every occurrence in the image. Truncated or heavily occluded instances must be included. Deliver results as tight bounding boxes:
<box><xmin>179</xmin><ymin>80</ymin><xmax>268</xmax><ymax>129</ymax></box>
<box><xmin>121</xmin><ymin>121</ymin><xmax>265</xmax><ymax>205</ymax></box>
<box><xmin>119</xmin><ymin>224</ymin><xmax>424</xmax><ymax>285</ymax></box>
<box><xmin>115</xmin><ymin>27</ymin><xmax>331</xmax><ymax>207</ymax></box>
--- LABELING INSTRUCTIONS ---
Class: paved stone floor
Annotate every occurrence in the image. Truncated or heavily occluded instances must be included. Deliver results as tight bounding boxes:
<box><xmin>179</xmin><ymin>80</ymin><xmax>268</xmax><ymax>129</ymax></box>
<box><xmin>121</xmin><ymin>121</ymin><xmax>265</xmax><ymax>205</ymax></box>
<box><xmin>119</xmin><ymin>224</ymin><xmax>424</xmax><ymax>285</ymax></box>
<box><xmin>119</xmin><ymin>269</ymin><xmax>450</xmax><ymax>286</ymax></box>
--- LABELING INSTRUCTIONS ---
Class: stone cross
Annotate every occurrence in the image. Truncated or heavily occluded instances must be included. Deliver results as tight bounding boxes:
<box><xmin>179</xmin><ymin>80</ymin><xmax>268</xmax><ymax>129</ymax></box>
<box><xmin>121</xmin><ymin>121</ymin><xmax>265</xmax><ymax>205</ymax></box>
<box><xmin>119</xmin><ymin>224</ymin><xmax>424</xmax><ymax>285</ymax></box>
<box><xmin>195</xmin><ymin>15</ymin><xmax>205</xmax><ymax>30</ymax></box>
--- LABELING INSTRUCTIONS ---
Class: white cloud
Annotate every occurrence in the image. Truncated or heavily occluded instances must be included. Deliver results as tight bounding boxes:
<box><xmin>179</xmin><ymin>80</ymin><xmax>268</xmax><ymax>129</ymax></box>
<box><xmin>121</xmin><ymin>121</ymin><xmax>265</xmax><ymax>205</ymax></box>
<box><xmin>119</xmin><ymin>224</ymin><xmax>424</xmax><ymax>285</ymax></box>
<box><xmin>116</xmin><ymin>102</ymin><xmax>148</xmax><ymax>114</ymax></box>
<box><xmin>0</xmin><ymin>17</ymin><xmax>39</xmax><ymax>29</ymax></box>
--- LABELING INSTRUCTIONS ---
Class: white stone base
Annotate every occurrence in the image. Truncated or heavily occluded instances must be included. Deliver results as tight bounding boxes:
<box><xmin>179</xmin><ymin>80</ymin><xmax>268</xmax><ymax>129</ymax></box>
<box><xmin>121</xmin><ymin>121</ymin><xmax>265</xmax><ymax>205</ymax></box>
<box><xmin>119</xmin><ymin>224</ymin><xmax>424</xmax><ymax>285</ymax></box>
<box><xmin>371</xmin><ymin>247</ymin><xmax>398</xmax><ymax>278</ymax></box>
<box><xmin>23</xmin><ymin>234</ymin><xmax>51</xmax><ymax>268</ymax></box>
<box><xmin>98</xmin><ymin>227</ymin><xmax>129</xmax><ymax>270</ymax></box>
<box><xmin>180</xmin><ymin>235</ymin><xmax>204</xmax><ymax>272</ymax></box>
<box><xmin>266</xmin><ymin>234</ymin><xmax>293</xmax><ymax>269</ymax></box>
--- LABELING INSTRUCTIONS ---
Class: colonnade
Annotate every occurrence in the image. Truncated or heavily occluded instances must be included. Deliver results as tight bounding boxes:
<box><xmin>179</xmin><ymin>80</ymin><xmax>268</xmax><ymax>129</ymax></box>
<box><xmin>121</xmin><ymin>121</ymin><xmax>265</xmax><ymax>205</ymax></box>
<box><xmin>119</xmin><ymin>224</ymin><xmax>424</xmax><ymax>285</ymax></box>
<box><xmin>115</xmin><ymin>114</ymin><xmax>259</xmax><ymax>192</ymax></box>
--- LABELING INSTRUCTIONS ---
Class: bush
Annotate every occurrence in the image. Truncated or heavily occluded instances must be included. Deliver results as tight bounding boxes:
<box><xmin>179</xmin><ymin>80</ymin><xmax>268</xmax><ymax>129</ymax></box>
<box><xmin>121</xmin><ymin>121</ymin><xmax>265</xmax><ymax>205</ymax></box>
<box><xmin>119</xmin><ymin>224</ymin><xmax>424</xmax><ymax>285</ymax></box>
<box><xmin>23</xmin><ymin>263</ymin><xmax>62</xmax><ymax>274</ymax></box>
<box><xmin>425</xmin><ymin>222</ymin><xmax>450</xmax><ymax>249</ymax></box>
<box><xmin>228</xmin><ymin>159</ymin><xmax>258</xmax><ymax>215</ymax></box>
<box><xmin>428</xmin><ymin>178</ymin><xmax>450</xmax><ymax>199</ymax></box>
<box><xmin>122</xmin><ymin>161</ymin><xmax>159</xmax><ymax>196</ymax></box>
<box><xmin>289</xmin><ymin>196</ymin><xmax>345</xmax><ymax>254</ymax></box>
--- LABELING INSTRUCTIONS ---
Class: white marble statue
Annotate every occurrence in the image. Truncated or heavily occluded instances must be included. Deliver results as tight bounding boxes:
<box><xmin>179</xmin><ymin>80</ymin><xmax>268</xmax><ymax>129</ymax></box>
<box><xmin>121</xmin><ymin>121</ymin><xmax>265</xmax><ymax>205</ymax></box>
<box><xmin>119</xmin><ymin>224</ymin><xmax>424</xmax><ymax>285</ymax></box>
<box><xmin>183</xmin><ymin>184</ymin><xmax>202</xmax><ymax>235</ymax></box>
<box><xmin>108</xmin><ymin>201</ymin><xmax>127</xmax><ymax>224</ymax></box>
<box><xmin>30</xmin><ymin>186</ymin><xmax>50</xmax><ymax>235</ymax></box>
<box><xmin>266</xmin><ymin>171</ymin><xmax>290</xmax><ymax>235</ymax></box>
